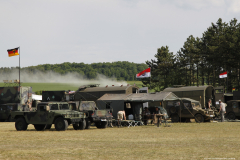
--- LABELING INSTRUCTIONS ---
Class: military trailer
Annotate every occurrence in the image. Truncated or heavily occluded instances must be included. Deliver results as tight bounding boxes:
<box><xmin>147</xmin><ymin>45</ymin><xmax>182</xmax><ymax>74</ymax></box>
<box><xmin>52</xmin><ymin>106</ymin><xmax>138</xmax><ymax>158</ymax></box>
<box><xmin>159</xmin><ymin>98</ymin><xmax>215</xmax><ymax>122</ymax></box>
<box><xmin>11</xmin><ymin>102</ymin><xmax>87</xmax><ymax>131</ymax></box>
<box><xmin>74</xmin><ymin>84</ymin><xmax>139</xmax><ymax>102</ymax></box>
<box><xmin>68</xmin><ymin>101</ymin><xmax>113</xmax><ymax>129</ymax></box>
<box><xmin>226</xmin><ymin>100</ymin><xmax>240</xmax><ymax>120</ymax></box>
<box><xmin>163</xmin><ymin>85</ymin><xmax>215</xmax><ymax>109</ymax></box>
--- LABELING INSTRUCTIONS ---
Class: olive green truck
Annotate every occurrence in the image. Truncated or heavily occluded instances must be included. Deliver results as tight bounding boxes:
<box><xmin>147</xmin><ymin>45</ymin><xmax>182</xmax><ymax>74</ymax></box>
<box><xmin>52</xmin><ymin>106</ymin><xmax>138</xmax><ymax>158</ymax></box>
<box><xmin>11</xmin><ymin>102</ymin><xmax>87</xmax><ymax>131</ymax></box>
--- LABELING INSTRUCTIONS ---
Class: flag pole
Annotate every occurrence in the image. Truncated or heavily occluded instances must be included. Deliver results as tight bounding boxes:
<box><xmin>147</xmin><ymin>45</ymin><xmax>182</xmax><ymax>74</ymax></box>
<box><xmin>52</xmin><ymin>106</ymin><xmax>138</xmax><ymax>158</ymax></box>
<box><xmin>19</xmin><ymin>46</ymin><xmax>20</xmax><ymax>88</ymax></box>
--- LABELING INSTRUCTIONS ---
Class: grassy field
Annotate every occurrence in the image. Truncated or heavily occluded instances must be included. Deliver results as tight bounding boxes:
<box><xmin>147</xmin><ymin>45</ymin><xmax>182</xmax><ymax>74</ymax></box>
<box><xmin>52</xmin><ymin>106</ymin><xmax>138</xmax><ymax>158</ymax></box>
<box><xmin>0</xmin><ymin>81</ymin><xmax>144</xmax><ymax>93</ymax></box>
<box><xmin>0</xmin><ymin>122</ymin><xmax>239</xmax><ymax>160</ymax></box>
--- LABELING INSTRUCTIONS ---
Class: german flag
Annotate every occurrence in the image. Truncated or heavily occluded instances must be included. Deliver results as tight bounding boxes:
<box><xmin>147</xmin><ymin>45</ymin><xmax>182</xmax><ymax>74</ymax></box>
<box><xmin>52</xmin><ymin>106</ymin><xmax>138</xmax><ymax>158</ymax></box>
<box><xmin>7</xmin><ymin>47</ymin><xmax>19</xmax><ymax>57</ymax></box>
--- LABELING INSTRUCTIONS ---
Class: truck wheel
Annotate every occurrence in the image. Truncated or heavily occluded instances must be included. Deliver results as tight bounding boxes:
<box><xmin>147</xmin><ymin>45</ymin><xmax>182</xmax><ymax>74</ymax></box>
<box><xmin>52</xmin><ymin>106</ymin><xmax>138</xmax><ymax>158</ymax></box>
<box><xmin>54</xmin><ymin>117</ymin><xmax>68</xmax><ymax>131</ymax></box>
<box><xmin>85</xmin><ymin>118</ymin><xmax>91</xmax><ymax>129</ymax></box>
<box><xmin>228</xmin><ymin>112</ymin><xmax>236</xmax><ymax>120</ymax></box>
<box><xmin>45</xmin><ymin>124</ymin><xmax>52</xmax><ymax>129</ymax></box>
<box><xmin>171</xmin><ymin>114</ymin><xmax>179</xmax><ymax>122</ymax></box>
<box><xmin>195</xmin><ymin>114</ymin><xmax>204</xmax><ymax>123</ymax></box>
<box><xmin>15</xmin><ymin>118</ymin><xmax>28</xmax><ymax>131</ymax></box>
<box><xmin>101</xmin><ymin>121</ymin><xmax>108</xmax><ymax>128</ymax></box>
<box><xmin>95</xmin><ymin>122</ymin><xmax>101</xmax><ymax>128</ymax></box>
<box><xmin>170</xmin><ymin>107</ymin><xmax>177</xmax><ymax>114</ymax></box>
<box><xmin>34</xmin><ymin>124</ymin><xmax>46</xmax><ymax>131</ymax></box>
<box><xmin>79</xmin><ymin>119</ymin><xmax>86</xmax><ymax>130</ymax></box>
<box><xmin>73</xmin><ymin>124</ymin><xmax>79</xmax><ymax>130</ymax></box>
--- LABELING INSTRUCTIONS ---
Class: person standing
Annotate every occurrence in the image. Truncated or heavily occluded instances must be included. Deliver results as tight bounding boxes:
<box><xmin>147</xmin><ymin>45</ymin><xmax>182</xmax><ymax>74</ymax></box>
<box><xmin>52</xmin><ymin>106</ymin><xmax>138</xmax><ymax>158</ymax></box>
<box><xmin>117</xmin><ymin>110</ymin><xmax>126</xmax><ymax>127</ymax></box>
<box><xmin>208</xmin><ymin>99</ymin><xmax>212</xmax><ymax>109</ymax></box>
<box><xmin>219</xmin><ymin>99</ymin><xmax>226</xmax><ymax>122</ymax></box>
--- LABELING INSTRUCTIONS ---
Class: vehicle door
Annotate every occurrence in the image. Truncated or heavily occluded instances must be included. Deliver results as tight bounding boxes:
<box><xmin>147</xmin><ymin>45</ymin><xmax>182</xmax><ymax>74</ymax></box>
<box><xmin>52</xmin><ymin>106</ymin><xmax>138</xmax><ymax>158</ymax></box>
<box><xmin>232</xmin><ymin>102</ymin><xmax>239</xmax><ymax>115</ymax></box>
<box><xmin>180</xmin><ymin>101</ymin><xmax>193</xmax><ymax>118</ymax></box>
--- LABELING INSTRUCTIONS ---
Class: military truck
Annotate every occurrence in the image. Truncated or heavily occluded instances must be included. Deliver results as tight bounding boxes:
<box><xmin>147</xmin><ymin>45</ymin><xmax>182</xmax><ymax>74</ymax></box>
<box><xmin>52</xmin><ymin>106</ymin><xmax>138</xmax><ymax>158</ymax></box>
<box><xmin>68</xmin><ymin>101</ymin><xmax>113</xmax><ymax>129</ymax></box>
<box><xmin>226</xmin><ymin>100</ymin><xmax>240</xmax><ymax>120</ymax></box>
<box><xmin>160</xmin><ymin>98</ymin><xmax>215</xmax><ymax>122</ymax></box>
<box><xmin>42</xmin><ymin>91</ymin><xmax>113</xmax><ymax>129</ymax></box>
<box><xmin>11</xmin><ymin>102</ymin><xmax>87</xmax><ymax>131</ymax></box>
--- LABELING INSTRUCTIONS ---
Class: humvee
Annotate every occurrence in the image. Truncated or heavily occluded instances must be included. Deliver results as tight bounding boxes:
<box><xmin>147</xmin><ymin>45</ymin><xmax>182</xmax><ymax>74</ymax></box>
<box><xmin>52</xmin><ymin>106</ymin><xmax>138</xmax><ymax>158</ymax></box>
<box><xmin>226</xmin><ymin>100</ymin><xmax>240</xmax><ymax>120</ymax></box>
<box><xmin>164</xmin><ymin>98</ymin><xmax>214</xmax><ymax>123</ymax></box>
<box><xmin>68</xmin><ymin>101</ymin><xmax>113</xmax><ymax>129</ymax></box>
<box><xmin>11</xmin><ymin>102</ymin><xmax>87</xmax><ymax>131</ymax></box>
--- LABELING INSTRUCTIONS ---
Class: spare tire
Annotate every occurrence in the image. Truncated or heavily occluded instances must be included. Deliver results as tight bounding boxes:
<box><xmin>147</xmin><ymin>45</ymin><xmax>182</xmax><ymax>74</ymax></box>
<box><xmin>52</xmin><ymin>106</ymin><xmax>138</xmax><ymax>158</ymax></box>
<box><xmin>170</xmin><ymin>106</ymin><xmax>177</xmax><ymax>114</ymax></box>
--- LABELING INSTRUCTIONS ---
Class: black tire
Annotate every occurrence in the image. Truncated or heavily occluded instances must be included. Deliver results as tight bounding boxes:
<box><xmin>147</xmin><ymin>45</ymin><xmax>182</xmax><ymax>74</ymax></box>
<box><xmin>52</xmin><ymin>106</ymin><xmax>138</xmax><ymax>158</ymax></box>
<box><xmin>54</xmin><ymin>117</ymin><xmax>68</xmax><ymax>131</ymax></box>
<box><xmin>170</xmin><ymin>107</ymin><xmax>177</xmax><ymax>114</ymax></box>
<box><xmin>195</xmin><ymin>114</ymin><xmax>204</xmax><ymax>123</ymax></box>
<box><xmin>15</xmin><ymin>118</ymin><xmax>28</xmax><ymax>131</ymax></box>
<box><xmin>171</xmin><ymin>114</ymin><xmax>179</xmax><ymax>122</ymax></box>
<box><xmin>101</xmin><ymin>121</ymin><xmax>108</xmax><ymax>128</ymax></box>
<box><xmin>34</xmin><ymin>124</ymin><xmax>46</xmax><ymax>131</ymax></box>
<box><xmin>228</xmin><ymin>112</ymin><xmax>236</xmax><ymax>120</ymax></box>
<box><xmin>95</xmin><ymin>122</ymin><xmax>101</xmax><ymax>128</ymax></box>
<box><xmin>85</xmin><ymin>118</ymin><xmax>91</xmax><ymax>129</ymax></box>
<box><xmin>79</xmin><ymin>119</ymin><xmax>86</xmax><ymax>130</ymax></box>
<box><xmin>45</xmin><ymin>124</ymin><xmax>52</xmax><ymax>129</ymax></box>
<box><xmin>73</xmin><ymin>124</ymin><xmax>79</xmax><ymax>130</ymax></box>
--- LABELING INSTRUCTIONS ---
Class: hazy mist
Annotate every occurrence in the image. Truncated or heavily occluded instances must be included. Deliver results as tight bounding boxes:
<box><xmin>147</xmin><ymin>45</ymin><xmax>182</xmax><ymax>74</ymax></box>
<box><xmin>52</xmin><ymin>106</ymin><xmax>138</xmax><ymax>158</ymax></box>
<box><xmin>0</xmin><ymin>69</ymin><xmax>128</xmax><ymax>87</ymax></box>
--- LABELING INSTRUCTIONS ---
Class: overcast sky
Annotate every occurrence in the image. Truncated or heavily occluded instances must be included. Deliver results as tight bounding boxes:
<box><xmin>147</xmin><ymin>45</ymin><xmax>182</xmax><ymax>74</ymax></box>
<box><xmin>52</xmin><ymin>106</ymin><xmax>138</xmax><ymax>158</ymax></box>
<box><xmin>1</xmin><ymin>0</ymin><xmax>240</xmax><ymax>68</ymax></box>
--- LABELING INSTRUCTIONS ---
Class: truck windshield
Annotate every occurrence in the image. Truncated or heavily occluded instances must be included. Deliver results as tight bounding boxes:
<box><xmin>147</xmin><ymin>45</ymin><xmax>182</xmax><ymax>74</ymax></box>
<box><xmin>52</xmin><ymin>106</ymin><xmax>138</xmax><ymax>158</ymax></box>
<box><xmin>61</xmin><ymin>104</ymin><xmax>69</xmax><ymax>110</ymax></box>
<box><xmin>192</xmin><ymin>102</ymin><xmax>200</xmax><ymax>108</ymax></box>
<box><xmin>50</xmin><ymin>104</ymin><xmax>59</xmax><ymax>110</ymax></box>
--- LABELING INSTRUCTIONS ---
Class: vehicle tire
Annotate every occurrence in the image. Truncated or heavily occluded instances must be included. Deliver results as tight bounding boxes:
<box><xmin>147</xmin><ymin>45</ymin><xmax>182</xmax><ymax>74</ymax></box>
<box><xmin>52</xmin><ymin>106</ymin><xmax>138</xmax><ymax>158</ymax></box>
<box><xmin>170</xmin><ymin>107</ymin><xmax>177</xmax><ymax>114</ymax></box>
<box><xmin>228</xmin><ymin>112</ymin><xmax>236</xmax><ymax>120</ymax></box>
<box><xmin>101</xmin><ymin>121</ymin><xmax>108</xmax><ymax>128</ymax></box>
<box><xmin>15</xmin><ymin>118</ymin><xmax>28</xmax><ymax>131</ymax></box>
<box><xmin>195</xmin><ymin>114</ymin><xmax>204</xmax><ymax>123</ymax></box>
<box><xmin>73</xmin><ymin>124</ymin><xmax>79</xmax><ymax>130</ymax></box>
<box><xmin>95</xmin><ymin>122</ymin><xmax>101</xmax><ymax>128</ymax></box>
<box><xmin>85</xmin><ymin>118</ymin><xmax>91</xmax><ymax>129</ymax></box>
<box><xmin>34</xmin><ymin>124</ymin><xmax>46</xmax><ymax>131</ymax></box>
<box><xmin>171</xmin><ymin>114</ymin><xmax>179</xmax><ymax>122</ymax></box>
<box><xmin>45</xmin><ymin>124</ymin><xmax>52</xmax><ymax>129</ymax></box>
<box><xmin>54</xmin><ymin>117</ymin><xmax>68</xmax><ymax>131</ymax></box>
<box><xmin>79</xmin><ymin>119</ymin><xmax>86</xmax><ymax>130</ymax></box>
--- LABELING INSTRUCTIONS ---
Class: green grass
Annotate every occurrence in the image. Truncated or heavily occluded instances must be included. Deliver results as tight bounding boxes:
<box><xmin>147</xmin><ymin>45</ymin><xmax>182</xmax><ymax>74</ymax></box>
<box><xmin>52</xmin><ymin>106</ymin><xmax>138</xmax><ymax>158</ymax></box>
<box><xmin>0</xmin><ymin>122</ymin><xmax>239</xmax><ymax>159</ymax></box>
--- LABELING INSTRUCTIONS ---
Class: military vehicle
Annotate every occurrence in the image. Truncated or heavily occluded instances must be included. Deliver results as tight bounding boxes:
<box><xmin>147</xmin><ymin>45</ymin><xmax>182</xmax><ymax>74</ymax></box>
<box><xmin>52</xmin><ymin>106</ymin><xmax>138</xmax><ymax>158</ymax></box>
<box><xmin>42</xmin><ymin>91</ymin><xmax>113</xmax><ymax>129</ymax></box>
<box><xmin>11</xmin><ymin>102</ymin><xmax>87</xmax><ymax>131</ymax></box>
<box><xmin>226</xmin><ymin>100</ymin><xmax>240</xmax><ymax>120</ymax></box>
<box><xmin>160</xmin><ymin>98</ymin><xmax>215</xmax><ymax>122</ymax></box>
<box><xmin>0</xmin><ymin>86</ymin><xmax>34</xmax><ymax>121</ymax></box>
<box><xmin>74</xmin><ymin>84</ymin><xmax>139</xmax><ymax>102</ymax></box>
<box><xmin>69</xmin><ymin>101</ymin><xmax>113</xmax><ymax>129</ymax></box>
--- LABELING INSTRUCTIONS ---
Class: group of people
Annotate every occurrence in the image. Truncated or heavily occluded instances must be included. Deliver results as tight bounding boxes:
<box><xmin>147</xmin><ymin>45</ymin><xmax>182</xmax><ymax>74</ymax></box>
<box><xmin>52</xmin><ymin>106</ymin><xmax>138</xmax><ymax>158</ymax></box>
<box><xmin>208</xmin><ymin>99</ymin><xmax>226</xmax><ymax>122</ymax></box>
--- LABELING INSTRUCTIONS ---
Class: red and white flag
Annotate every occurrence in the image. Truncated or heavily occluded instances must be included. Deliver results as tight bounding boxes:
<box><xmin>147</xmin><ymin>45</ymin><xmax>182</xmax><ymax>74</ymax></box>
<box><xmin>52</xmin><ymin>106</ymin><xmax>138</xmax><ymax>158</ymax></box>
<box><xmin>219</xmin><ymin>71</ymin><xmax>227</xmax><ymax>78</ymax></box>
<box><xmin>136</xmin><ymin>68</ymin><xmax>151</xmax><ymax>78</ymax></box>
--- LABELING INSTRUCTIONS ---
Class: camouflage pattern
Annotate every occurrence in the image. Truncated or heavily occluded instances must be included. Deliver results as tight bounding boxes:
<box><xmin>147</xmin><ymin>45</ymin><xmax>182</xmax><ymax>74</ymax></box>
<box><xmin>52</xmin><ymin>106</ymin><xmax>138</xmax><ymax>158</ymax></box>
<box><xmin>150</xmin><ymin>98</ymin><xmax>215</xmax><ymax>123</ymax></box>
<box><xmin>226</xmin><ymin>100</ymin><xmax>240</xmax><ymax>120</ymax></box>
<box><xmin>11</xmin><ymin>102</ymin><xmax>87</xmax><ymax>131</ymax></box>
<box><xmin>0</xmin><ymin>87</ymin><xmax>32</xmax><ymax>105</ymax></box>
<box><xmin>42</xmin><ymin>91</ymin><xmax>68</xmax><ymax>102</ymax></box>
<box><xmin>69</xmin><ymin>101</ymin><xmax>113</xmax><ymax>129</ymax></box>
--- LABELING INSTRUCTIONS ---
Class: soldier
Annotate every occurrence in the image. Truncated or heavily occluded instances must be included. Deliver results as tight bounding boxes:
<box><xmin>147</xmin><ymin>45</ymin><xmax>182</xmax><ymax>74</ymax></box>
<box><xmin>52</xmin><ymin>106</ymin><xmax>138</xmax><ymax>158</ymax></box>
<box><xmin>219</xmin><ymin>99</ymin><xmax>226</xmax><ymax>122</ymax></box>
<box><xmin>117</xmin><ymin>110</ymin><xmax>126</xmax><ymax>127</ymax></box>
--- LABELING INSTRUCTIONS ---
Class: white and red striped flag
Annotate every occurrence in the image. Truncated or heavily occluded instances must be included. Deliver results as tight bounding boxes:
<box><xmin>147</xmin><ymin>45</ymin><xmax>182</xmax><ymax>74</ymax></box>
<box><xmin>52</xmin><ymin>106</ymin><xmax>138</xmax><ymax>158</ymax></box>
<box><xmin>136</xmin><ymin>68</ymin><xmax>151</xmax><ymax>78</ymax></box>
<box><xmin>219</xmin><ymin>71</ymin><xmax>227</xmax><ymax>78</ymax></box>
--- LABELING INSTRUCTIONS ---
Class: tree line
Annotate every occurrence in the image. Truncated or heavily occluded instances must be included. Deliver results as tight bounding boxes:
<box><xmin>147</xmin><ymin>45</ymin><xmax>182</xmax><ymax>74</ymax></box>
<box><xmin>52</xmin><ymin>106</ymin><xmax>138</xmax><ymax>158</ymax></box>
<box><xmin>142</xmin><ymin>18</ymin><xmax>240</xmax><ymax>92</ymax></box>
<box><xmin>0</xmin><ymin>61</ymin><xmax>148</xmax><ymax>81</ymax></box>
